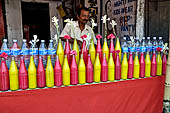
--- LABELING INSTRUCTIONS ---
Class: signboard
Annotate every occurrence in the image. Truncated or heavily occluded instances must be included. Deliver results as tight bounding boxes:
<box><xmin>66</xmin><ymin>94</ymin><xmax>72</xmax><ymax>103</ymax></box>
<box><xmin>105</xmin><ymin>0</ymin><xmax>137</xmax><ymax>38</ymax></box>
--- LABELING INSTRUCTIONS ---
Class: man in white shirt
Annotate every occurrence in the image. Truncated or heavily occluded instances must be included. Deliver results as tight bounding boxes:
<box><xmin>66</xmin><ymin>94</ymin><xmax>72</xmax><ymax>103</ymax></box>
<box><xmin>60</xmin><ymin>7</ymin><xmax>97</xmax><ymax>47</ymax></box>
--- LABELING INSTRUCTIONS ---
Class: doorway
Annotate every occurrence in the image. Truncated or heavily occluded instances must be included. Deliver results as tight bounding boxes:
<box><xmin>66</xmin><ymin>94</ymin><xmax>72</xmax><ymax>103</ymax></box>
<box><xmin>21</xmin><ymin>2</ymin><xmax>50</xmax><ymax>46</ymax></box>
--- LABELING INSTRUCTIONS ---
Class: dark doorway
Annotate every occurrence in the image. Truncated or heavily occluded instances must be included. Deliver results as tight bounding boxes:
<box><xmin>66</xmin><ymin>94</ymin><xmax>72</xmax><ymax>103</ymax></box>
<box><xmin>21</xmin><ymin>2</ymin><xmax>50</xmax><ymax>46</ymax></box>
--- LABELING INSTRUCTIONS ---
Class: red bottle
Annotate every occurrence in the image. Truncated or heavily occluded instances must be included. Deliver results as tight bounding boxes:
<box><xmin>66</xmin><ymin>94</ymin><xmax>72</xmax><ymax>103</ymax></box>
<box><xmin>115</xmin><ymin>50</ymin><xmax>121</xmax><ymax>80</ymax></box>
<box><xmin>54</xmin><ymin>55</ymin><xmax>62</xmax><ymax>86</ymax></box>
<box><xmin>151</xmin><ymin>51</ymin><xmax>157</xmax><ymax>77</ymax></box>
<box><xmin>162</xmin><ymin>53</ymin><xmax>167</xmax><ymax>75</ymax></box>
<box><xmin>70</xmin><ymin>51</ymin><xmax>78</xmax><ymax>85</ymax></box>
<box><xmin>64</xmin><ymin>35</ymin><xmax>71</xmax><ymax>65</ymax></box>
<box><xmin>19</xmin><ymin>57</ymin><xmax>28</xmax><ymax>89</ymax></box>
<box><xmin>80</xmin><ymin>40</ymin><xmax>88</xmax><ymax>65</ymax></box>
<box><xmin>86</xmin><ymin>54</ymin><xmax>93</xmax><ymax>83</ymax></box>
<box><xmin>140</xmin><ymin>52</ymin><xmax>145</xmax><ymax>78</ymax></box>
<box><xmin>128</xmin><ymin>52</ymin><xmax>134</xmax><ymax>79</ymax></box>
<box><xmin>108</xmin><ymin>34</ymin><xmax>116</xmax><ymax>62</ymax></box>
<box><xmin>37</xmin><ymin>56</ymin><xmax>46</xmax><ymax>88</ymax></box>
<box><xmin>96</xmin><ymin>35</ymin><xmax>102</xmax><ymax>62</ymax></box>
<box><xmin>0</xmin><ymin>58</ymin><xmax>9</xmax><ymax>91</ymax></box>
<box><xmin>101</xmin><ymin>53</ymin><xmax>108</xmax><ymax>82</ymax></box>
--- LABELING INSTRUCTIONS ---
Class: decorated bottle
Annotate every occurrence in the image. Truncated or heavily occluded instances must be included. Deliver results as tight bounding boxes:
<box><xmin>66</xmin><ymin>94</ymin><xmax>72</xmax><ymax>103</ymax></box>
<box><xmin>115</xmin><ymin>38</ymin><xmax>121</xmax><ymax>61</ymax></box>
<box><xmin>80</xmin><ymin>35</ymin><xmax>88</xmax><ymax>64</ymax></box>
<box><xmin>107</xmin><ymin>34</ymin><xmax>116</xmax><ymax>62</ymax></box>
<box><xmin>128</xmin><ymin>52</ymin><xmax>134</xmax><ymax>79</ymax></box>
<box><xmin>70</xmin><ymin>51</ymin><xmax>78</xmax><ymax>85</ymax></box>
<box><xmin>115</xmin><ymin>50</ymin><xmax>121</xmax><ymax>80</ymax></box>
<box><xmin>94</xmin><ymin>53</ymin><xmax>101</xmax><ymax>82</ymax></box>
<box><xmin>162</xmin><ymin>52</ymin><xmax>167</xmax><ymax>75</ymax></box>
<box><xmin>54</xmin><ymin>55</ymin><xmax>62</xmax><ymax>86</ymax></box>
<box><xmin>73</xmin><ymin>38</ymin><xmax>79</xmax><ymax>64</ymax></box>
<box><xmin>89</xmin><ymin>39</ymin><xmax>96</xmax><ymax>65</ymax></box>
<box><xmin>151</xmin><ymin>50</ymin><xmax>157</xmax><ymax>77</ymax></box>
<box><xmin>102</xmin><ymin>38</ymin><xmax>109</xmax><ymax>61</ymax></box>
<box><xmin>37</xmin><ymin>56</ymin><xmax>46</xmax><ymax>88</ymax></box>
<box><xmin>139</xmin><ymin>52</ymin><xmax>145</xmax><ymax>78</ymax></box>
<box><xmin>48</xmin><ymin>40</ymin><xmax>56</xmax><ymax>67</ymax></box>
<box><xmin>64</xmin><ymin>35</ymin><xmax>71</xmax><ymax>65</ymax></box>
<box><xmin>46</xmin><ymin>56</ymin><xmax>54</xmax><ymax>87</ymax></box>
<box><xmin>86</xmin><ymin>54</ymin><xmax>93</xmax><ymax>83</ymax></box>
<box><xmin>108</xmin><ymin>53</ymin><xmax>115</xmax><ymax>81</ymax></box>
<box><xmin>96</xmin><ymin>35</ymin><xmax>102</xmax><ymax>62</ymax></box>
<box><xmin>19</xmin><ymin>57</ymin><xmax>28</xmax><ymax>90</ymax></box>
<box><xmin>156</xmin><ymin>47</ymin><xmax>162</xmax><ymax>76</ymax></box>
<box><xmin>57</xmin><ymin>39</ymin><xmax>64</xmax><ymax>66</ymax></box>
<box><xmin>9</xmin><ymin>57</ymin><xmax>19</xmax><ymax>90</ymax></box>
<box><xmin>121</xmin><ymin>52</ymin><xmax>128</xmax><ymax>80</ymax></box>
<box><xmin>101</xmin><ymin>53</ymin><xmax>108</xmax><ymax>82</ymax></box>
<box><xmin>0</xmin><ymin>57</ymin><xmax>9</xmax><ymax>91</ymax></box>
<box><xmin>145</xmin><ymin>51</ymin><xmax>151</xmax><ymax>77</ymax></box>
<box><xmin>62</xmin><ymin>55</ymin><xmax>70</xmax><ymax>85</ymax></box>
<box><xmin>133</xmin><ymin>52</ymin><xmax>140</xmax><ymax>79</ymax></box>
<box><xmin>28</xmin><ymin>56</ymin><xmax>37</xmax><ymax>89</ymax></box>
<box><xmin>78</xmin><ymin>54</ymin><xmax>86</xmax><ymax>84</ymax></box>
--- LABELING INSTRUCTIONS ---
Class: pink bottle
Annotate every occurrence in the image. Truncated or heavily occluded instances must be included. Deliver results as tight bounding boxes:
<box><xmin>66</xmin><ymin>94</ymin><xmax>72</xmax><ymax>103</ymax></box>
<box><xmin>151</xmin><ymin>51</ymin><xmax>157</xmax><ymax>77</ymax></box>
<box><xmin>54</xmin><ymin>55</ymin><xmax>62</xmax><ymax>86</ymax></box>
<box><xmin>162</xmin><ymin>53</ymin><xmax>167</xmax><ymax>75</ymax></box>
<box><xmin>101</xmin><ymin>53</ymin><xmax>108</xmax><ymax>82</ymax></box>
<box><xmin>128</xmin><ymin>52</ymin><xmax>134</xmax><ymax>79</ymax></box>
<box><xmin>19</xmin><ymin>57</ymin><xmax>28</xmax><ymax>89</ymax></box>
<box><xmin>140</xmin><ymin>52</ymin><xmax>145</xmax><ymax>78</ymax></box>
<box><xmin>70</xmin><ymin>50</ymin><xmax>78</xmax><ymax>85</ymax></box>
<box><xmin>0</xmin><ymin>57</ymin><xmax>9</xmax><ymax>91</ymax></box>
<box><xmin>108</xmin><ymin>34</ymin><xmax>116</xmax><ymax>62</ymax></box>
<box><xmin>115</xmin><ymin>50</ymin><xmax>121</xmax><ymax>80</ymax></box>
<box><xmin>37</xmin><ymin>56</ymin><xmax>46</xmax><ymax>88</ymax></box>
<box><xmin>64</xmin><ymin>35</ymin><xmax>71</xmax><ymax>65</ymax></box>
<box><xmin>86</xmin><ymin>54</ymin><xmax>93</xmax><ymax>83</ymax></box>
<box><xmin>96</xmin><ymin>34</ymin><xmax>102</xmax><ymax>62</ymax></box>
<box><xmin>80</xmin><ymin>39</ymin><xmax>88</xmax><ymax>65</ymax></box>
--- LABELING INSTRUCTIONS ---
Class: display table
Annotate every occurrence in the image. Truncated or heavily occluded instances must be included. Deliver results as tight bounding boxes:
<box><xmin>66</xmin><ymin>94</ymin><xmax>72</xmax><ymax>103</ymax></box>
<box><xmin>0</xmin><ymin>76</ymin><xmax>165</xmax><ymax>113</ymax></box>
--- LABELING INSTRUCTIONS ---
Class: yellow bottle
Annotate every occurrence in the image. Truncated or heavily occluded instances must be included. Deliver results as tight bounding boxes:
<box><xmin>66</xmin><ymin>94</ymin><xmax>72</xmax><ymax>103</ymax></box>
<box><xmin>157</xmin><ymin>52</ymin><xmax>162</xmax><ymax>76</ymax></box>
<box><xmin>46</xmin><ymin>56</ymin><xmax>54</xmax><ymax>87</ymax></box>
<box><xmin>145</xmin><ymin>52</ymin><xmax>151</xmax><ymax>77</ymax></box>
<box><xmin>102</xmin><ymin>38</ymin><xmax>109</xmax><ymax>61</ymax></box>
<box><xmin>89</xmin><ymin>39</ymin><xmax>96</xmax><ymax>65</ymax></box>
<box><xmin>73</xmin><ymin>38</ymin><xmax>79</xmax><ymax>64</ymax></box>
<box><xmin>9</xmin><ymin>57</ymin><xmax>19</xmax><ymax>90</ymax></box>
<box><xmin>94</xmin><ymin>53</ymin><xmax>101</xmax><ymax>82</ymax></box>
<box><xmin>28</xmin><ymin>56</ymin><xmax>37</xmax><ymax>89</ymax></box>
<box><xmin>57</xmin><ymin>39</ymin><xmax>64</xmax><ymax>66</ymax></box>
<box><xmin>121</xmin><ymin>52</ymin><xmax>128</xmax><ymax>80</ymax></box>
<box><xmin>108</xmin><ymin>53</ymin><xmax>115</xmax><ymax>81</ymax></box>
<box><xmin>134</xmin><ymin>52</ymin><xmax>140</xmax><ymax>79</ymax></box>
<box><xmin>115</xmin><ymin>38</ymin><xmax>121</xmax><ymax>61</ymax></box>
<box><xmin>78</xmin><ymin>54</ymin><xmax>86</xmax><ymax>84</ymax></box>
<box><xmin>62</xmin><ymin>55</ymin><xmax>70</xmax><ymax>85</ymax></box>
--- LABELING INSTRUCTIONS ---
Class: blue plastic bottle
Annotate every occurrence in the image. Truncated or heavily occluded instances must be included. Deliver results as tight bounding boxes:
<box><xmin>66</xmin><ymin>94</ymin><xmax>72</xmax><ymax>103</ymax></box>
<box><xmin>135</xmin><ymin>37</ymin><xmax>140</xmax><ymax>52</ymax></box>
<box><xmin>152</xmin><ymin>37</ymin><xmax>158</xmax><ymax>51</ymax></box>
<box><xmin>39</xmin><ymin>40</ymin><xmax>48</xmax><ymax>68</ymax></box>
<box><xmin>146</xmin><ymin>37</ymin><xmax>152</xmax><ymax>52</ymax></box>
<box><xmin>30</xmin><ymin>42</ymin><xmax>39</xmax><ymax>67</ymax></box>
<box><xmin>158</xmin><ymin>37</ymin><xmax>164</xmax><ymax>49</ymax></box>
<box><xmin>140</xmin><ymin>37</ymin><xmax>147</xmax><ymax>53</ymax></box>
<box><xmin>1</xmin><ymin>39</ymin><xmax>11</xmax><ymax>69</ymax></box>
<box><xmin>20</xmin><ymin>39</ymin><xmax>30</xmax><ymax>69</ymax></box>
<box><xmin>48</xmin><ymin>40</ymin><xmax>56</xmax><ymax>67</ymax></box>
<box><xmin>121</xmin><ymin>37</ymin><xmax>129</xmax><ymax>53</ymax></box>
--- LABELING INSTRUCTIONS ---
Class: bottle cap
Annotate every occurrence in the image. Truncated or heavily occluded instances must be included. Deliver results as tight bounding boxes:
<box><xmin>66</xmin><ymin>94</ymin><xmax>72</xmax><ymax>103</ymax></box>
<box><xmin>64</xmin><ymin>55</ymin><xmax>67</xmax><ymax>58</ymax></box>
<box><xmin>103</xmin><ymin>53</ymin><xmax>106</xmax><ymax>58</ymax></box>
<box><xmin>142</xmin><ymin>37</ymin><xmax>145</xmax><ymax>39</ymax></box>
<box><xmin>88</xmin><ymin>54</ymin><xmax>91</xmax><ymax>57</ymax></box>
<box><xmin>3</xmin><ymin>39</ymin><xmax>7</xmax><ymax>42</ymax></box>
<box><xmin>23</xmin><ymin>39</ymin><xmax>27</xmax><ymax>42</ymax></box>
<box><xmin>123</xmin><ymin>37</ymin><xmax>126</xmax><ymax>40</ymax></box>
<box><xmin>159</xmin><ymin>37</ymin><xmax>162</xmax><ymax>39</ymax></box>
<box><xmin>56</xmin><ymin>55</ymin><xmax>59</xmax><ymax>59</ymax></box>
<box><xmin>11</xmin><ymin>57</ymin><xmax>15</xmax><ymax>61</ymax></box>
<box><xmin>13</xmin><ymin>40</ymin><xmax>17</xmax><ymax>42</ymax></box>
<box><xmin>59</xmin><ymin>39</ymin><xmax>61</xmax><ymax>42</ymax></box>
<box><xmin>97</xmin><ymin>53</ymin><xmax>99</xmax><ymax>56</ymax></box>
<box><xmin>147</xmin><ymin>37</ymin><xmax>150</xmax><ymax>39</ymax></box>
<box><xmin>81</xmin><ymin>54</ymin><xmax>83</xmax><ymax>59</ymax></box>
<box><xmin>110</xmin><ymin>53</ymin><xmax>112</xmax><ymax>56</ymax></box>
<box><xmin>153</xmin><ymin>37</ymin><xmax>156</xmax><ymax>40</ymax></box>
<box><xmin>41</xmin><ymin>40</ymin><xmax>45</xmax><ymax>42</ymax></box>
<box><xmin>50</xmin><ymin>40</ymin><xmax>53</xmax><ymax>42</ymax></box>
<box><xmin>136</xmin><ymin>37</ymin><xmax>139</xmax><ymax>40</ymax></box>
<box><xmin>39</xmin><ymin>56</ymin><xmax>42</xmax><ymax>59</ymax></box>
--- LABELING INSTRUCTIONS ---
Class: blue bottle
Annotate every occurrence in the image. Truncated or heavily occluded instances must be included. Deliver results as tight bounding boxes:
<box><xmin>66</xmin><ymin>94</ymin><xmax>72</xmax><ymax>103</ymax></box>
<box><xmin>1</xmin><ymin>39</ymin><xmax>11</xmax><ymax>69</ymax></box>
<box><xmin>20</xmin><ymin>39</ymin><xmax>30</xmax><ymax>69</ymax></box>
<box><xmin>140</xmin><ymin>37</ymin><xmax>147</xmax><ymax>53</ymax></box>
<box><xmin>146</xmin><ymin>37</ymin><xmax>152</xmax><ymax>52</ymax></box>
<box><xmin>48</xmin><ymin>40</ymin><xmax>56</xmax><ymax>67</ymax></box>
<box><xmin>39</xmin><ymin>40</ymin><xmax>47</xmax><ymax>68</ymax></box>
<box><xmin>30</xmin><ymin>43</ymin><xmax>39</xmax><ymax>67</ymax></box>
<box><xmin>135</xmin><ymin>37</ymin><xmax>140</xmax><ymax>52</ymax></box>
<box><xmin>158</xmin><ymin>37</ymin><xmax>164</xmax><ymax>49</ymax></box>
<box><xmin>152</xmin><ymin>37</ymin><xmax>158</xmax><ymax>51</ymax></box>
<box><xmin>121</xmin><ymin>37</ymin><xmax>128</xmax><ymax>53</ymax></box>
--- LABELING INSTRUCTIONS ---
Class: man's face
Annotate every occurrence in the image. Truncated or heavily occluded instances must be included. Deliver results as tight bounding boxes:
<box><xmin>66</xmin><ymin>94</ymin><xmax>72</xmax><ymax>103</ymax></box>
<box><xmin>77</xmin><ymin>10</ymin><xmax>90</xmax><ymax>24</ymax></box>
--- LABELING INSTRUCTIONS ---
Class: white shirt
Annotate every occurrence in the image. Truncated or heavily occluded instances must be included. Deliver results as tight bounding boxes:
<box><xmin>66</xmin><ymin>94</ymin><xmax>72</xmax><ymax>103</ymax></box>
<box><xmin>60</xmin><ymin>21</ymin><xmax>97</xmax><ymax>45</ymax></box>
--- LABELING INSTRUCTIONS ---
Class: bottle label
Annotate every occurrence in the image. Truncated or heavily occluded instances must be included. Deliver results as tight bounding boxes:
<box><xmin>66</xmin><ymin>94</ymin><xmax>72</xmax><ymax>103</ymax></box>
<box><xmin>30</xmin><ymin>49</ymin><xmax>38</xmax><ymax>55</ymax></box>
<box><xmin>11</xmin><ymin>50</ymin><xmax>21</xmax><ymax>55</ymax></box>
<box><xmin>48</xmin><ymin>49</ymin><xmax>56</xmax><ymax>55</ymax></box>
<box><xmin>135</xmin><ymin>47</ymin><xmax>140</xmax><ymax>52</ymax></box>
<box><xmin>152</xmin><ymin>46</ymin><xmax>158</xmax><ymax>51</ymax></box>
<box><xmin>146</xmin><ymin>46</ymin><xmax>152</xmax><ymax>52</ymax></box>
<box><xmin>128</xmin><ymin>47</ymin><xmax>135</xmax><ymax>52</ymax></box>
<box><xmin>1</xmin><ymin>50</ymin><xmax>11</xmax><ymax>55</ymax></box>
<box><xmin>39</xmin><ymin>50</ymin><xmax>48</xmax><ymax>55</ymax></box>
<box><xmin>122</xmin><ymin>47</ymin><xmax>128</xmax><ymax>53</ymax></box>
<box><xmin>20</xmin><ymin>49</ymin><xmax>30</xmax><ymax>55</ymax></box>
<box><xmin>140</xmin><ymin>47</ymin><xmax>146</xmax><ymax>52</ymax></box>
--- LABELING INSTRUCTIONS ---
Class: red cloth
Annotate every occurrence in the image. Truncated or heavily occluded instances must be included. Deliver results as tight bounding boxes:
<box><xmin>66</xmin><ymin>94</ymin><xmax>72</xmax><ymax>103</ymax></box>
<box><xmin>0</xmin><ymin>76</ymin><xmax>164</xmax><ymax>113</ymax></box>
